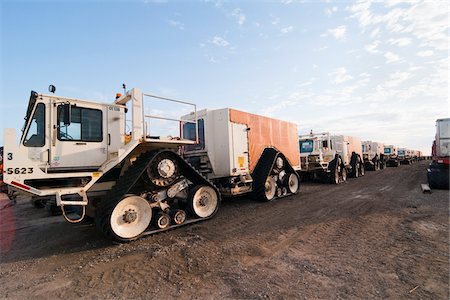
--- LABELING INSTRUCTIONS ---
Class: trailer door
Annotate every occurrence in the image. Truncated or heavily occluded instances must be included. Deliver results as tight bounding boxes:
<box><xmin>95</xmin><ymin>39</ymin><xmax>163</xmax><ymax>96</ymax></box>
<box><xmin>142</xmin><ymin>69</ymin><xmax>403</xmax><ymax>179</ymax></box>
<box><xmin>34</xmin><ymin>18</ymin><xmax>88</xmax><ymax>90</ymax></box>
<box><xmin>231</xmin><ymin>123</ymin><xmax>249</xmax><ymax>174</ymax></box>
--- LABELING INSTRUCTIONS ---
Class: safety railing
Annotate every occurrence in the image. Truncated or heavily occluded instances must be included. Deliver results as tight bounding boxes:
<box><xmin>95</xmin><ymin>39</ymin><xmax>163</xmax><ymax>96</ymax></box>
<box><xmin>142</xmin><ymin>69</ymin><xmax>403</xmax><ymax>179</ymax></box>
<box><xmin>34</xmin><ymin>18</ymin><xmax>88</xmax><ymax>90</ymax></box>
<box><xmin>142</xmin><ymin>93</ymin><xmax>198</xmax><ymax>143</ymax></box>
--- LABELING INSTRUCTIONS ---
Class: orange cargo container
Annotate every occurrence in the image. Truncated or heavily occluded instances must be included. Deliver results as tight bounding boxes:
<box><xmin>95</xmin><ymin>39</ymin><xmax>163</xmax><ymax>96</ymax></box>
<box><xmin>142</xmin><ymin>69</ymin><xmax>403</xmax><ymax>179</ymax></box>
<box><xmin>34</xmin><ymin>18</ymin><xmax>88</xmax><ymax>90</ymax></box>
<box><xmin>229</xmin><ymin>109</ymin><xmax>300</xmax><ymax>172</ymax></box>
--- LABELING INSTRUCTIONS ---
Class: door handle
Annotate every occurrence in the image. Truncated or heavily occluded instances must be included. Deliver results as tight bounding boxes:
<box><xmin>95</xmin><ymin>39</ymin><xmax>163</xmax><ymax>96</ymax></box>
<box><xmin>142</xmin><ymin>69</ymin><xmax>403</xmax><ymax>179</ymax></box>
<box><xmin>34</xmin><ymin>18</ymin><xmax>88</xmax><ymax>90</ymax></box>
<box><xmin>108</xmin><ymin>134</ymin><xmax>111</xmax><ymax>146</ymax></box>
<box><xmin>75</xmin><ymin>142</ymin><xmax>87</xmax><ymax>145</ymax></box>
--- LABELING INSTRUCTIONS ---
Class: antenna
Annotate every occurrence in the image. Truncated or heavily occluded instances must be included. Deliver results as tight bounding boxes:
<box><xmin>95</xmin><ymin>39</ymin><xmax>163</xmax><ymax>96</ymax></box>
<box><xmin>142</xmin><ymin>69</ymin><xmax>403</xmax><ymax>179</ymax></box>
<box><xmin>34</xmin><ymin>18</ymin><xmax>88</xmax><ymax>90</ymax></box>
<box><xmin>122</xmin><ymin>83</ymin><xmax>126</xmax><ymax>94</ymax></box>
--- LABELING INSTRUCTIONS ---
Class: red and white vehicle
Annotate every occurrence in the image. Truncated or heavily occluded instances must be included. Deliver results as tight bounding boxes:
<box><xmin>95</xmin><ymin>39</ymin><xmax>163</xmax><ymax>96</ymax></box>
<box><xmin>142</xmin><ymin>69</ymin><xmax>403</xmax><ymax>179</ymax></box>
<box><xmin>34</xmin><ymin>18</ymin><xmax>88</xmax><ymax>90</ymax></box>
<box><xmin>427</xmin><ymin>118</ymin><xmax>449</xmax><ymax>189</ymax></box>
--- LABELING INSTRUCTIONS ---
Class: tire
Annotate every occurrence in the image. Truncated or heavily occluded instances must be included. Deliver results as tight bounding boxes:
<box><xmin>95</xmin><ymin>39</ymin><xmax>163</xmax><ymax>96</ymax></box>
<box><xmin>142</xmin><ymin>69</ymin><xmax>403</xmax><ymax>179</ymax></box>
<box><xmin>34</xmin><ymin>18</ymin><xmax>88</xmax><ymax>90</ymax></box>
<box><xmin>287</xmin><ymin>173</ymin><xmax>299</xmax><ymax>193</ymax></box>
<box><xmin>187</xmin><ymin>185</ymin><xmax>220</xmax><ymax>218</ymax></box>
<box><xmin>330</xmin><ymin>161</ymin><xmax>340</xmax><ymax>184</ymax></box>
<box><xmin>360</xmin><ymin>161</ymin><xmax>365</xmax><ymax>176</ymax></box>
<box><xmin>96</xmin><ymin>195</ymin><xmax>152</xmax><ymax>243</ymax></box>
<box><xmin>341</xmin><ymin>167</ymin><xmax>347</xmax><ymax>182</ymax></box>
<box><xmin>354</xmin><ymin>162</ymin><xmax>360</xmax><ymax>178</ymax></box>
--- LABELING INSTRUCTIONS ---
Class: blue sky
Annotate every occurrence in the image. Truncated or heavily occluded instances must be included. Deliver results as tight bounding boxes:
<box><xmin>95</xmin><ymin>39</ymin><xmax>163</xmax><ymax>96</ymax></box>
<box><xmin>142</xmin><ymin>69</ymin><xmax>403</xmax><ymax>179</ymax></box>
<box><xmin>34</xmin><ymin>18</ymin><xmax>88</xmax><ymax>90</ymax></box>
<box><xmin>1</xmin><ymin>0</ymin><xmax>448</xmax><ymax>154</ymax></box>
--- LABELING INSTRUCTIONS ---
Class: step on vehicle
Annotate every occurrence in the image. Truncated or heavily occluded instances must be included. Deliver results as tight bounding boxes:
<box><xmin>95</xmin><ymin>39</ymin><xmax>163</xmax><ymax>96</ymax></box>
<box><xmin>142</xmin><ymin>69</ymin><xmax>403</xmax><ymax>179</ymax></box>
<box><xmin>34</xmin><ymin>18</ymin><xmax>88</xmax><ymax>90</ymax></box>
<box><xmin>3</xmin><ymin>87</ymin><xmax>221</xmax><ymax>242</ymax></box>
<box><xmin>181</xmin><ymin>108</ymin><xmax>300</xmax><ymax>201</ymax></box>
<box><xmin>299</xmin><ymin>132</ymin><xmax>365</xmax><ymax>184</ymax></box>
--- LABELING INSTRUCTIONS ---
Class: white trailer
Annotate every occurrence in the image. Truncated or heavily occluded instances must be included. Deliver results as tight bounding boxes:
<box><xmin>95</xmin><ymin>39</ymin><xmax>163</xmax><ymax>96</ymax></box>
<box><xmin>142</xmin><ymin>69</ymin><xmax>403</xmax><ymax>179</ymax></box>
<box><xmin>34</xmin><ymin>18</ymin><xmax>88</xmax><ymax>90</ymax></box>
<box><xmin>362</xmin><ymin>141</ymin><xmax>386</xmax><ymax>170</ymax></box>
<box><xmin>181</xmin><ymin>108</ymin><xmax>300</xmax><ymax>201</ymax></box>
<box><xmin>299</xmin><ymin>132</ymin><xmax>365</xmax><ymax>184</ymax></box>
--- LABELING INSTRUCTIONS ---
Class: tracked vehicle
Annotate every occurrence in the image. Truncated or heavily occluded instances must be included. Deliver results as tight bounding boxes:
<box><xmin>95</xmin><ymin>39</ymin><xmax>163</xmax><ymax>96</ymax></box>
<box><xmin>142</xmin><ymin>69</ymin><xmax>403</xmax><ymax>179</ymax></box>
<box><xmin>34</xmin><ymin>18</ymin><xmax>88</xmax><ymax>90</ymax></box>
<box><xmin>3</xmin><ymin>88</ymin><xmax>221</xmax><ymax>242</ymax></box>
<box><xmin>362</xmin><ymin>141</ymin><xmax>386</xmax><ymax>170</ymax></box>
<box><xmin>398</xmin><ymin>148</ymin><xmax>413</xmax><ymax>165</ymax></box>
<box><xmin>299</xmin><ymin>132</ymin><xmax>365</xmax><ymax>184</ymax></box>
<box><xmin>181</xmin><ymin>108</ymin><xmax>300</xmax><ymax>201</ymax></box>
<box><xmin>384</xmin><ymin>145</ymin><xmax>399</xmax><ymax>167</ymax></box>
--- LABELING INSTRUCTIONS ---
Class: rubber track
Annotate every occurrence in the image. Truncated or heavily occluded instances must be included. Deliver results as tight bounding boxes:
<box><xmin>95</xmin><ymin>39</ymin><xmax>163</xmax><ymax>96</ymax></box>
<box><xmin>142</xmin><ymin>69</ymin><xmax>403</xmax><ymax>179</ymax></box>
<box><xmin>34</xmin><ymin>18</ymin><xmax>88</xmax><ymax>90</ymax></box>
<box><xmin>95</xmin><ymin>150</ymin><xmax>221</xmax><ymax>242</ymax></box>
<box><xmin>251</xmin><ymin>148</ymin><xmax>299</xmax><ymax>201</ymax></box>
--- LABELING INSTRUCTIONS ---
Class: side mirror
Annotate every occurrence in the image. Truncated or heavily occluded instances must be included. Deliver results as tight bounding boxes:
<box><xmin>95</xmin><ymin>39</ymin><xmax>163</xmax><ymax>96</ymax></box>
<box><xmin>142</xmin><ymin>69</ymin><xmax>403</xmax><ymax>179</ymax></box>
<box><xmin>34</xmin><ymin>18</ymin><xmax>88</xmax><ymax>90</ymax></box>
<box><xmin>62</xmin><ymin>103</ymin><xmax>71</xmax><ymax>125</ymax></box>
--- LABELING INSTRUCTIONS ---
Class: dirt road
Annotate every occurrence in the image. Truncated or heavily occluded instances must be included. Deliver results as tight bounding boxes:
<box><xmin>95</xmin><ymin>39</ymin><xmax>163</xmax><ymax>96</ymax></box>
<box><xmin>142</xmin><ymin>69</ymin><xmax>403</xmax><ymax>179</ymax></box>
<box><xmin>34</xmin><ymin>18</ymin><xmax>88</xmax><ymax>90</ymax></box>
<box><xmin>0</xmin><ymin>161</ymin><xmax>448</xmax><ymax>299</ymax></box>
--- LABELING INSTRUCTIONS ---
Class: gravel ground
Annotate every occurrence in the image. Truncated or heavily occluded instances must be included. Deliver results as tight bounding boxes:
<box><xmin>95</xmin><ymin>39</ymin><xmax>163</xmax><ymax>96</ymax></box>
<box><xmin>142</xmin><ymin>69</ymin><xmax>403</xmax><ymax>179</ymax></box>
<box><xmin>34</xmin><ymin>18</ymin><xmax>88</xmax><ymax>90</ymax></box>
<box><xmin>0</xmin><ymin>160</ymin><xmax>448</xmax><ymax>299</ymax></box>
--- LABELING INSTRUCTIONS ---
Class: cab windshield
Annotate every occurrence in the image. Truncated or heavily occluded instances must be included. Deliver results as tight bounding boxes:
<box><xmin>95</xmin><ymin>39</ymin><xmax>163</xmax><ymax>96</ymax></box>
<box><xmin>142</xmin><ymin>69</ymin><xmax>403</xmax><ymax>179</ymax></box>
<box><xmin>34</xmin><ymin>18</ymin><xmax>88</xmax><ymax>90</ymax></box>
<box><xmin>300</xmin><ymin>140</ymin><xmax>314</xmax><ymax>153</ymax></box>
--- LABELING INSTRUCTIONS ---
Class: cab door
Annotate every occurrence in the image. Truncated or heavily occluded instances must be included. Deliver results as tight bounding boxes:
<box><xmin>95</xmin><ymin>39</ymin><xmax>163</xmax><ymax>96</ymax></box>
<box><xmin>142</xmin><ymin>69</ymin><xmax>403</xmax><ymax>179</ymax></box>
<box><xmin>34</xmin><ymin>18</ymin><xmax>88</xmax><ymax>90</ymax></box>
<box><xmin>50</xmin><ymin>102</ymin><xmax>108</xmax><ymax>170</ymax></box>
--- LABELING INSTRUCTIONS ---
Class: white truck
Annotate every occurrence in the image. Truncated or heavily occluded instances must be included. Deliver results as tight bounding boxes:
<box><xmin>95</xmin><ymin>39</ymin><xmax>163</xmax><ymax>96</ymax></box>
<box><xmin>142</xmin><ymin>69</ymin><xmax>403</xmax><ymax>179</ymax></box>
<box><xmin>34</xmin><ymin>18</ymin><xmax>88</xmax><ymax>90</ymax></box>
<box><xmin>299</xmin><ymin>132</ymin><xmax>365</xmax><ymax>184</ymax></box>
<box><xmin>398</xmin><ymin>148</ymin><xmax>413</xmax><ymax>165</ymax></box>
<box><xmin>384</xmin><ymin>145</ymin><xmax>399</xmax><ymax>167</ymax></box>
<box><xmin>361</xmin><ymin>141</ymin><xmax>386</xmax><ymax>170</ymax></box>
<box><xmin>181</xmin><ymin>108</ymin><xmax>300</xmax><ymax>201</ymax></box>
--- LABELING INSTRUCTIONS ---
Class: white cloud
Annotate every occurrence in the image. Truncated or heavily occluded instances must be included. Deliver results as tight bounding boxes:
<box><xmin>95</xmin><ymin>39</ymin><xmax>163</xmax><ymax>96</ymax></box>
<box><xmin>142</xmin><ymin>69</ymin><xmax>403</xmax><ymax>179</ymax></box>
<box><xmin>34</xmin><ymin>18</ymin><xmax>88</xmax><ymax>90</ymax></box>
<box><xmin>384</xmin><ymin>51</ymin><xmax>400</xmax><ymax>63</ymax></box>
<box><xmin>364</xmin><ymin>40</ymin><xmax>380</xmax><ymax>54</ymax></box>
<box><xmin>168</xmin><ymin>20</ymin><xmax>184</xmax><ymax>30</ymax></box>
<box><xmin>370</xmin><ymin>27</ymin><xmax>381</xmax><ymax>38</ymax></box>
<box><xmin>417</xmin><ymin>50</ymin><xmax>434</xmax><ymax>57</ymax></box>
<box><xmin>314</xmin><ymin>46</ymin><xmax>329</xmax><ymax>52</ymax></box>
<box><xmin>231</xmin><ymin>8</ymin><xmax>246</xmax><ymax>26</ymax></box>
<box><xmin>325</xmin><ymin>6</ymin><xmax>338</xmax><ymax>17</ymax></box>
<box><xmin>281</xmin><ymin>0</ymin><xmax>293</xmax><ymax>4</ymax></box>
<box><xmin>384</xmin><ymin>71</ymin><xmax>413</xmax><ymax>88</ymax></box>
<box><xmin>327</xmin><ymin>25</ymin><xmax>347</xmax><ymax>40</ymax></box>
<box><xmin>210</xmin><ymin>36</ymin><xmax>230</xmax><ymax>47</ymax></box>
<box><xmin>280</xmin><ymin>25</ymin><xmax>294</xmax><ymax>34</ymax></box>
<box><xmin>350</xmin><ymin>0</ymin><xmax>449</xmax><ymax>51</ymax></box>
<box><xmin>328</xmin><ymin>67</ymin><xmax>353</xmax><ymax>84</ymax></box>
<box><xmin>388</xmin><ymin>37</ymin><xmax>412</xmax><ymax>46</ymax></box>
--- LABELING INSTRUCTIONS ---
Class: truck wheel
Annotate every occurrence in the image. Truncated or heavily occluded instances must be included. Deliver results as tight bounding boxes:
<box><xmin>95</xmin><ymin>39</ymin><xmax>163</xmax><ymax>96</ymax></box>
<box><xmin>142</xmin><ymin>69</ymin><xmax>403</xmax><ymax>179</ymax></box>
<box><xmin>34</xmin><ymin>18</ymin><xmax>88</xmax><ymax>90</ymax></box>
<box><xmin>187</xmin><ymin>185</ymin><xmax>219</xmax><ymax>218</ymax></box>
<box><xmin>107</xmin><ymin>195</ymin><xmax>152</xmax><ymax>241</ymax></box>
<box><xmin>360</xmin><ymin>163</ymin><xmax>365</xmax><ymax>176</ymax></box>
<box><xmin>287</xmin><ymin>173</ymin><xmax>299</xmax><ymax>194</ymax></box>
<box><xmin>263</xmin><ymin>176</ymin><xmax>277</xmax><ymax>201</ymax></box>
<box><xmin>354</xmin><ymin>162</ymin><xmax>360</xmax><ymax>178</ymax></box>
<box><xmin>331</xmin><ymin>164</ymin><xmax>340</xmax><ymax>184</ymax></box>
<box><xmin>341</xmin><ymin>167</ymin><xmax>347</xmax><ymax>182</ymax></box>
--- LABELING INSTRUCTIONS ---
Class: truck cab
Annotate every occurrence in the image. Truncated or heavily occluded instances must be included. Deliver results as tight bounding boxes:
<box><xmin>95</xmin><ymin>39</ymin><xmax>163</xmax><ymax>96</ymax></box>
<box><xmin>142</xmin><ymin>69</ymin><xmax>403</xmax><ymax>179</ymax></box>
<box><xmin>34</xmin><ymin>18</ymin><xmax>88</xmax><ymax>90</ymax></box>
<box><xmin>384</xmin><ymin>145</ymin><xmax>399</xmax><ymax>167</ymax></box>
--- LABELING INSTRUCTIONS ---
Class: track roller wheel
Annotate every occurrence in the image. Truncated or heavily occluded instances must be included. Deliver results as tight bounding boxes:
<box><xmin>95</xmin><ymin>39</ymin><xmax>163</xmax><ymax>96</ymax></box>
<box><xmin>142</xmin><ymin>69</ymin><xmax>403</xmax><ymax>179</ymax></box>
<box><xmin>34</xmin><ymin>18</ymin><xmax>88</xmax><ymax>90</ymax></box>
<box><xmin>263</xmin><ymin>176</ymin><xmax>277</xmax><ymax>201</ymax></box>
<box><xmin>287</xmin><ymin>173</ymin><xmax>299</xmax><ymax>193</ymax></box>
<box><xmin>153</xmin><ymin>212</ymin><xmax>171</xmax><ymax>229</ymax></box>
<box><xmin>187</xmin><ymin>185</ymin><xmax>220</xmax><ymax>218</ymax></box>
<box><xmin>146</xmin><ymin>152</ymin><xmax>179</xmax><ymax>187</ymax></box>
<box><xmin>170</xmin><ymin>209</ymin><xmax>187</xmax><ymax>225</ymax></box>
<box><xmin>100</xmin><ymin>195</ymin><xmax>152</xmax><ymax>242</ymax></box>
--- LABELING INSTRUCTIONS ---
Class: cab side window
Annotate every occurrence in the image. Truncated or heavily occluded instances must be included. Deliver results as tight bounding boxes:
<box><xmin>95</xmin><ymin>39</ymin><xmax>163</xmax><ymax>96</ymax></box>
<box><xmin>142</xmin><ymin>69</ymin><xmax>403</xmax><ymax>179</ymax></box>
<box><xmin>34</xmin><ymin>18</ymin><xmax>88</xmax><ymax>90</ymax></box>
<box><xmin>24</xmin><ymin>103</ymin><xmax>46</xmax><ymax>147</ymax></box>
<box><xmin>58</xmin><ymin>105</ymin><xmax>102</xmax><ymax>142</ymax></box>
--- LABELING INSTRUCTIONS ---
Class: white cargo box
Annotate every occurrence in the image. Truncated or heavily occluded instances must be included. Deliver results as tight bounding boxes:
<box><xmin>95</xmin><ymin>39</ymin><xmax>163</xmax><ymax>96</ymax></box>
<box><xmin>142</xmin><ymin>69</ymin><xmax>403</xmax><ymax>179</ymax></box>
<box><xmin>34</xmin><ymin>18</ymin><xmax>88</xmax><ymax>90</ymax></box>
<box><xmin>182</xmin><ymin>108</ymin><xmax>300</xmax><ymax>179</ymax></box>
